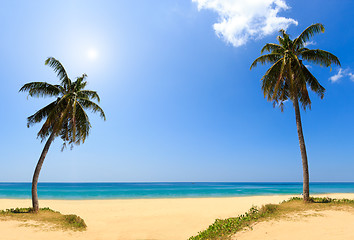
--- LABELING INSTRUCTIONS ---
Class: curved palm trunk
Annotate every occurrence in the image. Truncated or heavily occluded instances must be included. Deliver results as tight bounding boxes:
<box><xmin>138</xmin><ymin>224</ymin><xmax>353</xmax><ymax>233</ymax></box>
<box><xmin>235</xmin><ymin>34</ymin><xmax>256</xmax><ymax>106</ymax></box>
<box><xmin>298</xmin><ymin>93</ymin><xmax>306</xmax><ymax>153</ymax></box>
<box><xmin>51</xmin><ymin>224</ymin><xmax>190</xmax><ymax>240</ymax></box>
<box><xmin>293</xmin><ymin>98</ymin><xmax>310</xmax><ymax>202</ymax></box>
<box><xmin>32</xmin><ymin>132</ymin><xmax>55</xmax><ymax>212</ymax></box>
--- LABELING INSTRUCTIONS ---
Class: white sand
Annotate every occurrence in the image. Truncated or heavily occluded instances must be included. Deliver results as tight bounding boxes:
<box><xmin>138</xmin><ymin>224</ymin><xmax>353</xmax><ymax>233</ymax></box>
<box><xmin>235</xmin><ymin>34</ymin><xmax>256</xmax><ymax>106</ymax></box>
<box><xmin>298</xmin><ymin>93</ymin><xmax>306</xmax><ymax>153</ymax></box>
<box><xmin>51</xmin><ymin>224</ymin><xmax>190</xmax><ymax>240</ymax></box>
<box><xmin>0</xmin><ymin>193</ymin><xmax>353</xmax><ymax>240</ymax></box>
<box><xmin>233</xmin><ymin>210</ymin><xmax>354</xmax><ymax>240</ymax></box>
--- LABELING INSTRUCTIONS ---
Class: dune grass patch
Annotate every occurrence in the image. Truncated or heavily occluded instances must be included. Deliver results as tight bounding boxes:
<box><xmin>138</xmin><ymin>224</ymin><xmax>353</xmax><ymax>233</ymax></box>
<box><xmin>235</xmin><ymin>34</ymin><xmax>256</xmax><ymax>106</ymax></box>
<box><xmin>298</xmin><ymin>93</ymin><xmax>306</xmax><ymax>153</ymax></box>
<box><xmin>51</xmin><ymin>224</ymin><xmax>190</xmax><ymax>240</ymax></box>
<box><xmin>188</xmin><ymin>197</ymin><xmax>354</xmax><ymax>240</ymax></box>
<box><xmin>0</xmin><ymin>207</ymin><xmax>87</xmax><ymax>231</ymax></box>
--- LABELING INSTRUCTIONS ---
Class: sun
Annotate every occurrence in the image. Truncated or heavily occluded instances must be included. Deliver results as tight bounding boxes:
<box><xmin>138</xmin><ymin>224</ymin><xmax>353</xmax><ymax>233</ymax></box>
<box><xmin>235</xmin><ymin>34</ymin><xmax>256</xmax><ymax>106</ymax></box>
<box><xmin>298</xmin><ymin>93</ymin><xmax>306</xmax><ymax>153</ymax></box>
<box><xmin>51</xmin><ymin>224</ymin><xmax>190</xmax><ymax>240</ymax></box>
<box><xmin>87</xmin><ymin>48</ymin><xmax>98</xmax><ymax>60</ymax></box>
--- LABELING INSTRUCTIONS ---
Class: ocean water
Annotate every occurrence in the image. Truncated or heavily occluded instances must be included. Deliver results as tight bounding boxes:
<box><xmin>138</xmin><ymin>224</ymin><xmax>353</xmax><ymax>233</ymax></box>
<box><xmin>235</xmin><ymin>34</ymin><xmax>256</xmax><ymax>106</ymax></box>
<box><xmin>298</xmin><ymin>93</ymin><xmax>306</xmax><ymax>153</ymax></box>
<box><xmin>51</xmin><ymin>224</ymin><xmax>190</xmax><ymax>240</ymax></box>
<box><xmin>0</xmin><ymin>182</ymin><xmax>353</xmax><ymax>200</ymax></box>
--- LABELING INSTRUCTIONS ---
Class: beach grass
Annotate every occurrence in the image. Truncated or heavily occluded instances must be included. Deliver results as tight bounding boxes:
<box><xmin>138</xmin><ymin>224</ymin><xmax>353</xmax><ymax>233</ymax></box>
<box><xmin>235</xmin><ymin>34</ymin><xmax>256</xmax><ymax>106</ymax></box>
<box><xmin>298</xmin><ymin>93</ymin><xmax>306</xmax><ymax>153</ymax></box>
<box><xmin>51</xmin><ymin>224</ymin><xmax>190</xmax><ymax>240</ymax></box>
<box><xmin>0</xmin><ymin>207</ymin><xmax>87</xmax><ymax>231</ymax></box>
<box><xmin>188</xmin><ymin>197</ymin><xmax>354</xmax><ymax>240</ymax></box>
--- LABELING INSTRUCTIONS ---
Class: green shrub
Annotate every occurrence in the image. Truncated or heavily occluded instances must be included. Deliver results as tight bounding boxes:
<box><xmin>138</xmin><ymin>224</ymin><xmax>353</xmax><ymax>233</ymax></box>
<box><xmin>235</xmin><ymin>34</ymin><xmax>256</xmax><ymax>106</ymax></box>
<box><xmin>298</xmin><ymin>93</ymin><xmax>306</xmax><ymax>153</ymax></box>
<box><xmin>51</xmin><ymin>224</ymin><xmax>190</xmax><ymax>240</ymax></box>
<box><xmin>0</xmin><ymin>207</ymin><xmax>87</xmax><ymax>231</ymax></box>
<box><xmin>188</xmin><ymin>205</ymin><xmax>276</xmax><ymax>240</ymax></box>
<box><xmin>64</xmin><ymin>214</ymin><xmax>87</xmax><ymax>230</ymax></box>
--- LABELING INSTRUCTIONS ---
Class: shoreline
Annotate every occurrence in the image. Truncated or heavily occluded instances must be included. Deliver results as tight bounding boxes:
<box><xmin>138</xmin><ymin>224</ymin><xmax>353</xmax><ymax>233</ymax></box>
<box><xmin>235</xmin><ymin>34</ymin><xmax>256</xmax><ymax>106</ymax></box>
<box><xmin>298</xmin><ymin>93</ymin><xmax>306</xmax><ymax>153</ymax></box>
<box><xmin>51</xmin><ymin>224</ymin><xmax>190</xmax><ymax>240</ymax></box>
<box><xmin>1</xmin><ymin>193</ymin><xmax>354</xmax><ymax>240</ymax></box>
<box><xmin>2</xmin><ymin>182</ymin><xmax>354</xmax><ymax>200</ymax></box>
<box><xmin>1</xmin><ymin>192</ymin><xmax>354</xmax><ymax>201</ymax></box>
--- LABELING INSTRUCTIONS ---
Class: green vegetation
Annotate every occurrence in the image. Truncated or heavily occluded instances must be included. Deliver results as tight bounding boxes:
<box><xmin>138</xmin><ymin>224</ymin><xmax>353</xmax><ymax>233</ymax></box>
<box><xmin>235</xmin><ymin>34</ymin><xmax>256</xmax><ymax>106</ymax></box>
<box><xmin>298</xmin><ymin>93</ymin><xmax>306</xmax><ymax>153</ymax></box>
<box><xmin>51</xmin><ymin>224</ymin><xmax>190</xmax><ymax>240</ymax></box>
<box><xmin>250</xmin><ymin>24</ymin><xmax>340</xmax><ymax>201</ymax></box>
<box><xmin>188</xmin><ymin>197</ymin><xmax>354</xmax><ymax>240</ymax></box>
<box><xmin>19</xmin><ymin>57</ymin><xmax>106</xmax><ymax>212</ymax></box>
<box><xmin>0</xmin><ymin>207</ymin><xmax>87</xmax><ymax>231</ymax></box>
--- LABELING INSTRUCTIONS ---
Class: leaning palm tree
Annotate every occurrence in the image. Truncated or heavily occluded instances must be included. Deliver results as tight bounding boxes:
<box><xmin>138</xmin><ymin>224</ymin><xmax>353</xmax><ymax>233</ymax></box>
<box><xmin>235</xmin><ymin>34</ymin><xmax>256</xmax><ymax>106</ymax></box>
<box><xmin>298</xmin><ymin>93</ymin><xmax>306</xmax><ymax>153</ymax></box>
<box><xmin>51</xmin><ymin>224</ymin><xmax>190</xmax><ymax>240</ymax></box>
<box><xmin>20</xmin><ymin>57</ymin><xmax>106</xmax><ymax>212</ymax></box>
<box><xmin>250</xmin><ymin>23</ymin><xmax>340</xmax><ymax>201</ymax></box>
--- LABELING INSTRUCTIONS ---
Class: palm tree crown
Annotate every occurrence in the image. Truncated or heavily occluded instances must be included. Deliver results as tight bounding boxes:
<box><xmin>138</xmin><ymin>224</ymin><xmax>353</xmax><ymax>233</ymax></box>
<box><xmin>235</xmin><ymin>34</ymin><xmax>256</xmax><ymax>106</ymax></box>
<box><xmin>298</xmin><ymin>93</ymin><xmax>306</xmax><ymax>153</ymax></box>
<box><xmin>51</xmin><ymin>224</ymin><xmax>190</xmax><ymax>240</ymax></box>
<box><xmin>250</xmin><ymin>23</ymin><xmax>340</xmax><ymax>110</ymax></box>
<box><xmin>20</xmin><ymin>57</ymin><xmax>106</xmax><ymax>149</ymax></box>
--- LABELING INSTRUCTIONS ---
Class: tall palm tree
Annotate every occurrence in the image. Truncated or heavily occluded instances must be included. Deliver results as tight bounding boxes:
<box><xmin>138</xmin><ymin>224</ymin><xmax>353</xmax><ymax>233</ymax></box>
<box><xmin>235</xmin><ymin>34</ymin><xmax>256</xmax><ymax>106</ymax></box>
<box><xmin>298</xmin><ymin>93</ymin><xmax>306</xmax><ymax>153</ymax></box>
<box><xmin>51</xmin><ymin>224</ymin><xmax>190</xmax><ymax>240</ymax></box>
<box><xmin>250</xmin><ymin>23</ymin><xmax>340</xmax><ymax>201</ymax></box>
<box><xmin>20</xmin><ymin>57</ymin><xmax>106</xmax><ymax>212</ymax></box>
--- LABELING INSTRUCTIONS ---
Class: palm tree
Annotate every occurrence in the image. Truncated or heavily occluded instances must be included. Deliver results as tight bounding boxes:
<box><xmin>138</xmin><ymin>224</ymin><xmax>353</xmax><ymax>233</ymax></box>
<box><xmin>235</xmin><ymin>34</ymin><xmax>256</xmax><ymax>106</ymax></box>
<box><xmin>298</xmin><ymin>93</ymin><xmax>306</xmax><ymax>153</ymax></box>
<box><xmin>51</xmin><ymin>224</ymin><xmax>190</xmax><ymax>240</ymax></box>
<box><xmin>20</xmin><ymin>57</ymin><xmax>106</xmax><ymax>212</ymax></box>
<box><xmin>250</xmin><ymin>23</ymin><xmax>340</xmax><ymax>201</ymax></box>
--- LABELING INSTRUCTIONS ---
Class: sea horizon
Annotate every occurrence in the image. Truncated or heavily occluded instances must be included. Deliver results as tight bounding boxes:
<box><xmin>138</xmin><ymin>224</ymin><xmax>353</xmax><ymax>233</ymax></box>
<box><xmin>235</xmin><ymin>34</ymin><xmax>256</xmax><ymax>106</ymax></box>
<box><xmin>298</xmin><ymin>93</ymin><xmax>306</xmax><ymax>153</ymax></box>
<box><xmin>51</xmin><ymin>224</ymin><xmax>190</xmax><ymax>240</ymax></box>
<box><xmin>1</xmin><ymin>182</ymin><xmax>354</xmax><ymax>200</ymax></box>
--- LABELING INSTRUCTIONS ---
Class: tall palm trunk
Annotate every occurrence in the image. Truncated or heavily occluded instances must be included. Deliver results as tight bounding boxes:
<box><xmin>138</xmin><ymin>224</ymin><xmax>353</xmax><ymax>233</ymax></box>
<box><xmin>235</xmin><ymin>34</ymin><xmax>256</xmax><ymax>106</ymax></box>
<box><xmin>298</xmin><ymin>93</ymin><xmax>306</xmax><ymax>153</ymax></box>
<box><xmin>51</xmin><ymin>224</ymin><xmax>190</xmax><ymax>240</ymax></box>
<box><xmin>32</xmin><ymin>132</ymin><xmax>55</xmax><ymax>212</ymax></box>
<box><xmin>293</xmin><ymin>98</ymin><xmax>310</xmax><ymax>202</ymax></box>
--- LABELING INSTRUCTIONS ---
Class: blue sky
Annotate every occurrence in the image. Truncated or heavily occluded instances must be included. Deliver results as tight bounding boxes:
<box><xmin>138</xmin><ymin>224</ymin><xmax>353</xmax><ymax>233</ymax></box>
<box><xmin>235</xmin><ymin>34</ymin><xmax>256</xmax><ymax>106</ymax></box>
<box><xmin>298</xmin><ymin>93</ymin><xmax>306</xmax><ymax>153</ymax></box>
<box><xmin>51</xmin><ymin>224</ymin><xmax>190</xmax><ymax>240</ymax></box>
<box><xmin>0</xmin><ymin>0</ymin><xmax>353</xmax><ymax>182</ymax></box>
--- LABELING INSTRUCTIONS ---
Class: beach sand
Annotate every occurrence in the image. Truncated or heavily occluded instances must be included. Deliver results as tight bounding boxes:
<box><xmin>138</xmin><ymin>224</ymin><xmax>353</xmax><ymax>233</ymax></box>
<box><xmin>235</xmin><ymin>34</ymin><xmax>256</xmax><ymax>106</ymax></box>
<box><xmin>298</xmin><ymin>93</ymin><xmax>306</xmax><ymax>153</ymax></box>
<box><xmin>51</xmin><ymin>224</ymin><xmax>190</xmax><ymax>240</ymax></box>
<box><xmin>233</xmin><ymin>209</ymin><xmax>354</xmax><ymax>240</ymax></box>
<box><xmin>0</xmin><ymin>193</ymin><xmax>354</xmax><ymax>240</ymax></box>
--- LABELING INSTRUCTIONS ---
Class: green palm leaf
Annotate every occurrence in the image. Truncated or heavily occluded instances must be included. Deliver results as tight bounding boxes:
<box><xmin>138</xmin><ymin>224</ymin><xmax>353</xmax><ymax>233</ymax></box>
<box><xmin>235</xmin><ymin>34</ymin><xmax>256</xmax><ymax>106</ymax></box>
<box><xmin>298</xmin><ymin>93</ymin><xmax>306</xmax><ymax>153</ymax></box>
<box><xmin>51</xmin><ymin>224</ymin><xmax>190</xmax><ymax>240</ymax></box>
<box><xmin>78</xmin><ymin>90</ymin><xmax>101</xmax><ymax>102</ymax></box>
<box><xmin>261</xmin><ymin>43</ymin><xmax>284</xmax><ymax>54</ymax></box>
<box><xmin>250</xmin><ymin>53</ymin><xmax>282</xmax><ymax>69</ymax></box>
<box><xmin>19</xmin><ymin>82</ymin><xmax>62</xmax><ymax>98</ymax></box>
<box><xmin>78</xmin><ymin>98</ymin><xmax>106</xmax><ymax>120</ymax></box>
<box><xmin>300</xmin><ymin>49</ymin><xmax>340</xmax><ymax>67</ymax></box>
<box><xmin>293</xmin><ymin>23</ymin><xmax>325</xmax><ymax>49</ymax></box>
<box><xmin>45</xmin><ymin>57</ymin><xmax>71</xmax><ymax>90</ymax></box>
<box><xmin>27</xmin><ymin>101</ymin><xmax>57</xmax><ymax>127</ymax></box>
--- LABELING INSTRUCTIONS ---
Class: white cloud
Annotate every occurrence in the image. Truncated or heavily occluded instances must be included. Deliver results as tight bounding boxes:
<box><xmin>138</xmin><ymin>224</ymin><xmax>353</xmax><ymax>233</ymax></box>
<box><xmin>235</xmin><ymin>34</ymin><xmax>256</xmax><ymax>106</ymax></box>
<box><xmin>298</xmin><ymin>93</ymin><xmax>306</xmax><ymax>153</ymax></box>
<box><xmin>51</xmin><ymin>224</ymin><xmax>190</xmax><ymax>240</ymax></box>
<box><xmin>329</xmin><ymin>69</ymin><xmax>344</xmax><ymax>83</ymax></box>
<box><xmin>304</xmin><ymin>41</ymin><xmax>316</xmax><ymax>47</ymax></box>
<box><xmin>192</xmin><ymin>0</ymin><xmax>298</xmax><ymax>47</ymax></box>
<box><xmin>329</xmin><ymin>68</ymin><xmax>354</xmax><ymax>83</ymax></box>
<box><xmin>349</xmin><ymin>73</ymin><xmax>354</xmax><ymax>82</ymax></box>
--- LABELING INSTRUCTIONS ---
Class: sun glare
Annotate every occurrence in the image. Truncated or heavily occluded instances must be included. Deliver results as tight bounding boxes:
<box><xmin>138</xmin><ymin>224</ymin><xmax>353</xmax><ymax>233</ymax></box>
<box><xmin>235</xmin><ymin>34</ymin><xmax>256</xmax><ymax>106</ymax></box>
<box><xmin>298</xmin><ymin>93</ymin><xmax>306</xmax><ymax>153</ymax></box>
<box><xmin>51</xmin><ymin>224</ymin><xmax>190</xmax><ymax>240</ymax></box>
<box><xmin>87</xmin><ymin>48</ymin><xmax>98</xmax><ymax>60</ymax></box>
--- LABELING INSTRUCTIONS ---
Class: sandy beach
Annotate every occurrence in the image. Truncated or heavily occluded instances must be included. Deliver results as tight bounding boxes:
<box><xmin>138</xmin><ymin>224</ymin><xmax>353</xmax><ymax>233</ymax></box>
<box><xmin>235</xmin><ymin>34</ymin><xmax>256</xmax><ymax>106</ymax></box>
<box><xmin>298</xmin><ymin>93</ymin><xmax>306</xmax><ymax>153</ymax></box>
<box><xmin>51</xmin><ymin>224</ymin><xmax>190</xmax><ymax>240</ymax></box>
<box><xmin>0</xmin><ymin>193</ymin><xmax>353</xmax><ymax>240</ymax></box>
<box><xmin>233</xmin><ymin>209</ymin><xmax>354</xmax><ymax>240</ymax></box>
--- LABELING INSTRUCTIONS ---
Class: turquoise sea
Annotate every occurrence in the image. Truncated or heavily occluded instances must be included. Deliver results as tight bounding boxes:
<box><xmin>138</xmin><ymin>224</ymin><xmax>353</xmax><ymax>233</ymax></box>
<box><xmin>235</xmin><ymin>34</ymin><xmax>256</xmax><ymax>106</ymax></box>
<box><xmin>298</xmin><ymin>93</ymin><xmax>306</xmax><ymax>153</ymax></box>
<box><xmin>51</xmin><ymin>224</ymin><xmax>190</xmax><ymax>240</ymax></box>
<box><xmin>0</xmin><ymin>182</ymin><xmax>353</xmax><ymax>200</ymax></box>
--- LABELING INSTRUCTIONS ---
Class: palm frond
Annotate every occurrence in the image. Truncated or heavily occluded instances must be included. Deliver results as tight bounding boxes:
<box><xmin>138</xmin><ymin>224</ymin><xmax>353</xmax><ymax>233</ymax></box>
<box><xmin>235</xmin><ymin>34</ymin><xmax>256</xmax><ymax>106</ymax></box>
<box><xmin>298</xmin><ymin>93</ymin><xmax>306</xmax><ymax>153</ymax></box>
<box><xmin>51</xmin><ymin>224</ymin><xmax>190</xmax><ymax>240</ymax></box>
<box><xmin>297</xmin><ymin>47</ymin><xmax>309</xmax><ymax>53</ymax></box>
<box><xmin>293</xmin><ymin>23</ymin><xmax>325</xmax><ymax>49</ymax></box>
<box><xmin>78</xmin><ymin>90</ymin><xmax>101</xmax><ymax>102</ymax></box>
<box><xmin>277</xmin><ymin>35</ymin><xmax>285</xmax><ymax>46</ymax></box>
<box><xmin>19</xmin><ymin>82</ymin><xmax>62</xmax><ymax>98</ymax></box>
<box><xmin>261</xmin><ymin>43</ymin><xmax>284</xmax><ymax>54</ymax></box>
<box><xmin>299</xmin><ymin>87</ymin><xmax>311</xmax><ymax>110</ymax></box>
<box><xmin>278</xmin><ymin>29</ymin><xmax>292</xmax><ymax>49</ymax></box>
<box><xmin>302</xmin><ymin>65</ymin><xmax>325</xmax><ymax>99</ymax></box>
<box><xmin>279</xmin><ymin>29</ymin><xmax>287</xmax><ymax>38</ymax></box>
<box><xmin>76</xmin><ymin>73</ymin><xmax>87</xmax><ymax>82</ymax></box>
<box><xmin>75</xmin><ymin>102</ymin><xmax>91</xmax><ymax>144</ymax></box>
<box><xmin>45</xmin><ymin>57</ymin><xmax>71</xmax><ymax>89</ymax></box>
<box><xmin>250</xmin><ymin>53</ymin><xmax>282</xmax><ymax>69</ymax></box>
<box><xmin>260</xmin><ymin>58</ymin><xmax>284</xmax><ymax>99</ymax></box>
<box><xmin>78</xmin><ymin>98</ymin><xmax>106</xmax><ymax>120</ymax></box>
<box><xmin>290</xmin><ymin>58</ymin><xmax>312</xmax><ymax>108</ymax></box>
<box><xmin>300</xmin><ymin>49</ymin><xmax>341</xmax><ymax>67</ymax></box>
<box><xmin>73</xmin><ymin>74</ymin><xmax>88</xmax><ymax>91</ymax></box>
<box><xmin>65</xmin><ymin>101</ymin><xmax>91</xmax><ymax>145</ymax></box>
<box><xmin>36</xmin><ymin>99</ymin><xmax>69</xmax><ymax>141</ymax></box>
<box><xmin>27</xmin><ymin>101</ymin><xmax>57</xmax><ymax>127</ymax></box>
<box><xmin>271</xmin><ymin>57</ymin><xmax>288</xmax><ymax>100</ymax></box>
